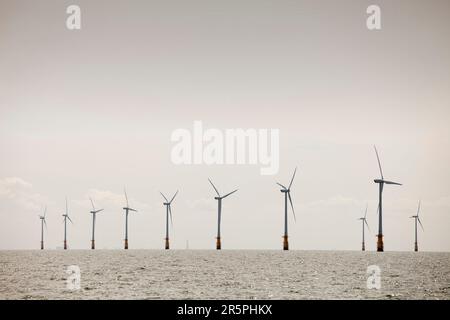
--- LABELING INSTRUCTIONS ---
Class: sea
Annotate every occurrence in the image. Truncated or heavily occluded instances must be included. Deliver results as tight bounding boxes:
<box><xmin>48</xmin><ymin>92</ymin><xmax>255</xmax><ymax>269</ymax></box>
<box><xmin>0</xmin><ymin>250</ymin><xmax>449</xmax><ymax>300</ymax></box>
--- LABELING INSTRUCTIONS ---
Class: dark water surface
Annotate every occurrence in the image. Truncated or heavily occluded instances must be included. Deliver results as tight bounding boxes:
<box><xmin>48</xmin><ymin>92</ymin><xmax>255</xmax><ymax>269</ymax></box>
<box><xmin>0</xmin><ymin>250</ymin><xmax>449</xmax><ymax>299</ymax></box>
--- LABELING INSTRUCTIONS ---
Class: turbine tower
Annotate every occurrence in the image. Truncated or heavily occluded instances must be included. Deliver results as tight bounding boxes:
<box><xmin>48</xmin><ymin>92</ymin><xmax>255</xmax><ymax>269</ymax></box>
<box><xmin>410</xmin><ymin>200</ymin><xmax>424</xmax><ymax>252</ymax></box>
<box><xmin>277</xmin><ymin>168</ymin><xmax>297</xmax><ymax>251</ymax></box>
<box><xmin>373</xmin><ymin>146</ymin><xmax>402</xmax><ymax>252</ymax></box>
<box><xmin>208</xmin><ymin>178</ymin><xmax>238</xmax><ymax>250</ymax></box>
<box><xmin>160</xmin><ymin>190</ymin><xmax>178</xmax><ymax>250</ymax></box>
<box><xmin>38</xmin><ymin>207</ymin><xmax>47</xmax><ymax>250</ymax></box>
<box><xmin>122</xmin><ymin>188</ymin><xmax>137</xmax><ymax>249</ymax></box>
<box><xmin>358</xmin><ymin>204</ymin><xmax>370</xmax><ymax>251</ymax></box>
<box><xmin>62</xmin><ymin>197</ymin><xmax>73</xmax><ymax>250</ymax></box>
<box><xmin>89</xmin><ymin>198</ymin><xmax>104</xmax><ymax>250</ymax></box>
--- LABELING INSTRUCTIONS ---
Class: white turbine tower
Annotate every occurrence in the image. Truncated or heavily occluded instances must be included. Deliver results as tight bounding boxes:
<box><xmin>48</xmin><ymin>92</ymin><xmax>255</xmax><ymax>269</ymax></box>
<box><xmin>122</xmin><ymin>188</ymin><xmax>137</xmax><ymax>249</ymax></box>
<box><xmin>358</xmin><ymin>204</ymin><xmax>370</xmax><ymax>251</ymax></box>
<box><xmin>277</xmin><ymin>168</ymin><xmax>297</xmax><ymax>251</ymax></box>
<box><xmin>160</xmin><ymin>190</ymin><xmax>178</xmax><ymax>250</ymax></box>
<box><xmin>373</xmin><ymin>146</ymin><xmax>402</xmax><ymax>252</ymax></box>
<box><xmin>89</xmin><ymin>198</ymin><xmax>104</xmax><ymax>250</ymax></box>
<box><xmin>62</xmin><ymin>197</ymin><xmax>73</xmax><ymax>250</ymax></box>
<box><xmin>410</xmin><ymin>200</ymin><xmax>424</xmax><ymax>252</ymax></box>
<box><xmin>38</xmin><ymin>206</ymin><xmax>47</xmax><ymax>250</ymax></box>
<box><xmin>208</xmin><ymin>179</ymin><xmax>238</xmax><ymax>250</ymax></box>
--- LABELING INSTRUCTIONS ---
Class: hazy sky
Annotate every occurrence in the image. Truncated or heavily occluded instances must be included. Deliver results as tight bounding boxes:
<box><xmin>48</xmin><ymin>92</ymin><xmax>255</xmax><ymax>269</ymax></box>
<box><xmin>1</xmin><ymin>0</ymin><xmax>449</xmax><ymax>251</ymax></box>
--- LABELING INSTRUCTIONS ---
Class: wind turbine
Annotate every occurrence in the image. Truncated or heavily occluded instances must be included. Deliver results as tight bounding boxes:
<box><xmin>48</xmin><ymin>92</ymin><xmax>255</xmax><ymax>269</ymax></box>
<box><xmin>62</xmin><ymin>197</ymin><xmax>73</xmax><ymax>250</ymax></box>
<box><xmin>410</xmin><ymin>200</ymin><xmax>424</xmax><ymax>252</ymax></box>
<box><xmin>160</xmin><ymin>190</ymin><xmax>178</xmax><ymax>250</ymax></box>
<box><xmin>38</xmin><ymin>206</ymin><xmax>47</xmax><ymax>250</ymax></box>
<box><xmin>358</xmin><ymin>204</ymin><xmax>370</xmax><ymax>251</ymax></box>
<box><xmin>122</xmin><ymin>188</ymin><xmax>137</xmax><ymax>249</ymax></box>
<box><xmin>277</xmin><ymin>167</ymin><xmax>297</xmax><ymax>251</ymax></box>
<box><xmin>89</xmin><ymin>198</ymin><xmax>104</xmax><ymax>250</ymax></box>
<box><xmin>208</xmin><ymin>179</ymin><xmax>238</xmax><ymax>250</ymax></box>
<box><xmin>373</xmin><ymin>146</ymin><xmax>402</xmax><ymax>252</ymax></box>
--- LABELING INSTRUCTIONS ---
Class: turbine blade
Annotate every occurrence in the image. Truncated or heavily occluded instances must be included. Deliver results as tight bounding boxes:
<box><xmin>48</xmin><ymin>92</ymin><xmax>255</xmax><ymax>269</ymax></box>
<box><xmin>96</xmin><ymin>209</ymin><xmax>104</xmax><ymax>214</ymax></box>
<box><xmin>364</xmin><ymin>219</ymin><xmax>371</xmax><ymax>232</ymax></box>
<box><xmin>383</xmin><ymin>180</ymin><xmax>402</xmax><ymax>185</ymax></box>
<box><xmin>374</xmin><ymin>145</ymin><xmax>384</xmax><ymax>180</ymax></box>
<box><xmin>90</xmin><ymin>197</ymin><xmax>95</xmax><ymax>211</ymax></box>
<box><xmin>124</xmin><ymin>188</ymin><xmax>129</xmax><ymax>207</ymax></box>
<box><xmin>169</xmin><ymin>205</ymin><xmax>173</xmax><ymax>228</ymax></box>
<box><xmin>288</xmin><ymin>191</ymin><xmax>296</xmax><ymax>222</ymax></box>
<box><xmin>160</xmin><ymin>192</ymin><xmax>168</xmax><ymax>202</ymax></box>
<box><xmin>208</xmin><ymin>179</ymin><xmax>220</xmax><ymax>197</ymax></box>
<box><xmin>65</xmin><ymin>197</ymin><xmax>68</xmax><ymax>215</ymax></box>
<box><xmin>44</xmin><ymin>219</ymin><xmax>47</xmax><ymax>229</ymax></box>
<box><xmin>67</xmin><ymin>216</ymin><xmax>73</xmax><ymax>224</ymax></box>
<box><xmin>129</xmin><ymin>208</ymin><xmax>137</xmax><ymax>212</ymax></box>
<box><xmin>418</xmin><ymin>218</ymin><xmax>424</xmax><ymax>231</ymax></box>
<box><xmin>44</xmin><ymin>206</ymin><xmax>47</xmax><ymax>218</ymax></box>
<box><xmin>169</xmin><ymin>190</ymin><xmax>179</xmax><ymax>204</ymax></box>
<box><xmin>222</xmin><ymin>189</ymin><xmax>238</xmax><ymax>199</ymax></box>
<box><xmin>364</xmin><ymin>203</ymin><xmax>368</xmax><ymax>219</ymax></box>
<box><xmin>417</xmin><ymin>200</ymin><xmax>421</xmax><ymax>217</ymax></box>
<box><xmin>288</xmin><ymin>167</ymin><xmax>297</xmax><ymax>190</ymax></box>
<box><xmin>276</xmin><ymin>182</ymin><xmax>287</xmax><ymax>190</ymax></box>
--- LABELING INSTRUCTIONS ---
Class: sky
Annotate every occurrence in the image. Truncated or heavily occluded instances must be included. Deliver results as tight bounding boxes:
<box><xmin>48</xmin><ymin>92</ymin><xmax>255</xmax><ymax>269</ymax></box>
<box><xmin>0</xmin><ymin>0</ymin><xmax>449</xmax><ymax>251</ymax></box>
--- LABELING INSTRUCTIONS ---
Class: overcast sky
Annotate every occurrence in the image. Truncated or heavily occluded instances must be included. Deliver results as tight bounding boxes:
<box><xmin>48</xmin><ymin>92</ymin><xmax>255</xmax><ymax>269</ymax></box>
<box><xmin>1</xmin><ymin>0</ymin><xmax>449</xmax><ymax>251</ymax></box>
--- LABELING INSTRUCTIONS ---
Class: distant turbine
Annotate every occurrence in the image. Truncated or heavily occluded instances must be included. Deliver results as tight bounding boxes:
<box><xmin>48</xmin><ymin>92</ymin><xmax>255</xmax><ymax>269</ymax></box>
<box><xmin>277</xmin><ymin>167</ymin><xmax>297</xmax><ymax>251</ymax></box>
<box><xmin>89</xmin><ymin>198</ymin><xmax>104</xmax><ymax>250</ymax></box>
<box><xmin>358</xmin><ymin>204</ymin><xmax>370</xmax><ymax>251</ymax></box>
<box><xmin>122</xmin><ymin>188</ymin><xmax>137</xmax><ymax>249</ymax></box>
<box><xmin>208</xmin><ymin>178</ymin><xmax>238</xmax><ymax>250</ymax></box>
<box><xmin>373</xmin><ymin>146</ymin><xmax>402</xmax><ymax>252</ymax></box>
<box><xmin>160</xmin><ymin>190</ymin><xmax>178</xmax><ymax>250</ymax></box>
<box><xmin>38</xmin><ymin>206</ymin><xmax>47</xmax><ymax>250</ymax></box>
<box><xmin>410</xmin><ymin>200</ymin><xmax>424</xmax><ymax>252</ymax></box>
<box><xmin>62</xmin><ymin>197</ymin><xmax>73</xmax><ymax>250</ymax></box>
